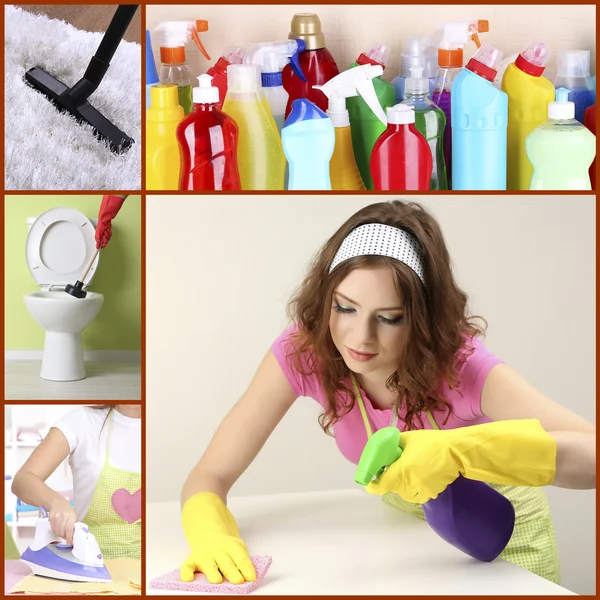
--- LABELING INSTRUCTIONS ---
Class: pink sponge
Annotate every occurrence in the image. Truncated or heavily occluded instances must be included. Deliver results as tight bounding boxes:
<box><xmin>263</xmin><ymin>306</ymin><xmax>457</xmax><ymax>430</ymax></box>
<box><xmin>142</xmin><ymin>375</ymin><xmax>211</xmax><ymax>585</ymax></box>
<box><xmin>149</xmin><ymin>555</ymin><xmax>272</xmax><ymax>594</ymax></box>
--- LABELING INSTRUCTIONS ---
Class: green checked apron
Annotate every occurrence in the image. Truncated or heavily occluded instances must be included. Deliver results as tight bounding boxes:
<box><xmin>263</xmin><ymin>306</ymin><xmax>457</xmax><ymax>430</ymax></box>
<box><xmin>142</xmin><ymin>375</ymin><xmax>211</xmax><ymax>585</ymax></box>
<box><xmin>83</xmin><ymin>411</ymin><xmax>141</xmax><ymax>559</ymax></box>
<box><xmin>352</xmin><ymin>375</ymin><xmax>560</xmax><ymax>583</ymax></box>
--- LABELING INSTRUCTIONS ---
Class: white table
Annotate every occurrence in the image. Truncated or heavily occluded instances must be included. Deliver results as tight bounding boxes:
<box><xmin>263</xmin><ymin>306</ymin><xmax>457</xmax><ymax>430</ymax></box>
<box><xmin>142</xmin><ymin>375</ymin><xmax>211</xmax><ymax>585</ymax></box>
<box><xmin>146</xmin><ymin>489</ymin><xmax>575</xmax><ymax>595</ymax></box>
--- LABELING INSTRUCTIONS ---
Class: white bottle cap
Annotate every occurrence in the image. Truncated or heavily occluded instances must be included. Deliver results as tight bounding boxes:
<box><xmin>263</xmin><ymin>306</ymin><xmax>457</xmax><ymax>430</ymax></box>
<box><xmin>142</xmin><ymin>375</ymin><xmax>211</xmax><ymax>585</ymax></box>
<box><xmin>405</xmin><ymin>66</ymin><xmax>429</xmax><ymax>95</ymax></box>
<box><xmin>548</xmin><ymin>87</ymin><xmax>575</xmax><ymax>120</ymax></box>
<box><xmin>193</xmin><ymin>74</ymin><xmax>219</xmax><ymax>104</ymax></box>
<box><xmin>386</xmin><ymin>103</ymin><xmax>415</xmax><ymax>125</ymax></box>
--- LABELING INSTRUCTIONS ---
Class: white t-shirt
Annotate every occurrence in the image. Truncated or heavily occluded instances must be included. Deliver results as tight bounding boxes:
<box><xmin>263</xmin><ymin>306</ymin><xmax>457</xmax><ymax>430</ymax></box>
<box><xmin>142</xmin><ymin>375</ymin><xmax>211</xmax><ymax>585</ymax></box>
<box><xmin>52</xmin><ymin>407</ymin><xmax>141</xmax><ymax>520</ymax></box>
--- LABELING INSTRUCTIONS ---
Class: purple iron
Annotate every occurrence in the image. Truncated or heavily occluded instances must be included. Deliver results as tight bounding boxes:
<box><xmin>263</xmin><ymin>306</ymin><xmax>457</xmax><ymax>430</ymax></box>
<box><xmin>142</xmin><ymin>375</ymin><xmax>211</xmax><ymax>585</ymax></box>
<box><xmin>20</xmin><ymin>507</ymin><xmax>112</xmax><ymax>582</ymax></box>
<box><xmin>356</xmin><ymin>427</ymin><xmax>516</xmax><ymax>562</ymax></box>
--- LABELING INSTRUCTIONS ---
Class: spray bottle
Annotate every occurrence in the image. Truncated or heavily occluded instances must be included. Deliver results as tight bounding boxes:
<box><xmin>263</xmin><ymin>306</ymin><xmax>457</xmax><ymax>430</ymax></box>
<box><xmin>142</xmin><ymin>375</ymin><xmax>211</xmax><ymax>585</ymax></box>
<box><xmin>526</xmin><ymin>88</ymin><xmax>596</xmax><ymax>190</ymax></box>
<box><xmin>346</xmin><ymin>43</ymin><xmax>396</xmax><ymax>190</ymax></box>
<box><xmin>315</xmin><ymin>64</ymin><xmax>388</xmax><ymax>190</ymax></box>
<box><xmin>501</xmin><ymin>42</ymin><xmax>554</xmax><ymax>190</ymax></box>
<box><xmin>425</xmin><ymin>20</ymin><xmax>490</xmax><ymax>188</ymax></box>
<box><xmin>176</xmin><ymin>74</ymin><xmax>241</xmax><ymax>191</ymax></box>
<box><xmin>146</xmin><ymin>30</ymin><xmax>160</xmax><ymax>109</ymax></box>
<box><xmin>282</xmin><ymin>99</ymin><xmax>335</xmax><ymax>190</ymax></box>
<box><xmin>282</xmin><ymin>13</ymin><xmax>340</xmax><ymax>118</ymax></box>
<box><xmin>355</xmin><ymin>427</ymin><xmax>515</xmax><ymax>562</ymax></box>
<box><xmin>585</xmin><ymin>104</ymin><xmax>596</xmax><ymax>189</ymax></box>
<box><xmin>153</xmin><ymin>20</ymin><xmax>211</xmax><ymax>115</ymax></box>
<box><xmin>146</xmin><ymin>84</ymin><xmax>185</xmax><ymax>190</ymax></box>
<box><xmin>244</xmin><ymin>40</ymin><xmax>307</xmax><ymax>133</ymax></box>
<box><xmin>391</xmin><ymin>38</ymin><xmax>438</xmax><ymax>102</ymax></box>
<box><xmin>222</xmin><ymin>64</ymin><xmax>285</xmax><ymax>190</ymax></box>
<box><xmin>370</xmin><ymin>104</ymin><xmax>432</xmax><ymax>191</ymax></box>
<box><xmin>451</xmin><ymin>44</ymin><xmax>508</xmax><ymax>190</ymax></box>
<box><xmin>206</xmin><ymin>46</ymin><xmax>246</xmax><ymax>107</ymax></box>
<box><xmin>554</xmin><ymin>51</ymin><xmax>595</xmax><ymax>124</ymax></box>
<box><xmin>401</xmin><ymin>66</ymin><xmax>447</xmax><ymax>190</ymax></box>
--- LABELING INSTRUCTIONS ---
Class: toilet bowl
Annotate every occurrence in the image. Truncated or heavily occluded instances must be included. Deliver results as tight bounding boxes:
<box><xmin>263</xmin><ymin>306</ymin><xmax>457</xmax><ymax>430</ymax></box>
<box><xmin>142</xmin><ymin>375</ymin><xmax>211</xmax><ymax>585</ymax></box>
<box><xmin>24</xmin><ymin>208</ymin><xmax>103</xmax><ymax>381</ymax></box>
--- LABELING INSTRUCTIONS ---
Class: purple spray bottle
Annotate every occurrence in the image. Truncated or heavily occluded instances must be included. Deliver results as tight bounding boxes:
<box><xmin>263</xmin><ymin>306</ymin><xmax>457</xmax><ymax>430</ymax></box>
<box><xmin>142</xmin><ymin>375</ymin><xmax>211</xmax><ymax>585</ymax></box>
<box><xmin>355</xmin><ymin>426</ymin><xmax>515</xmax><ymax>562</ymax></box>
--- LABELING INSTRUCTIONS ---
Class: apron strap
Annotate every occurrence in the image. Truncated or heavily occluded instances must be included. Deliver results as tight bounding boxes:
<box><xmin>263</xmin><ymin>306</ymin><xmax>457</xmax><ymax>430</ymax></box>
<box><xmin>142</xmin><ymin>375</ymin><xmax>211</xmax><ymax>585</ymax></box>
<box><xmin>103</xmin><ymin>409</ymin><xmax>115</xmax><ymax>467</ymax></box>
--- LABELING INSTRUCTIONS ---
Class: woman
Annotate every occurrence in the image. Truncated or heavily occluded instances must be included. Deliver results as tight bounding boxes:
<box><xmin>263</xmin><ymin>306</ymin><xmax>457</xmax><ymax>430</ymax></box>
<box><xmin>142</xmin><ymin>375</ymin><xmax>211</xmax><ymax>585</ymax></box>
<box><xmin>180</xmin><ymin>200</ymin><xmax>595</xmax><ymax>585</ymax></box>
<box><xmin>11</xmin><ymin>404</ymin><xmax>141</xmax><ymax>559</ymax></box>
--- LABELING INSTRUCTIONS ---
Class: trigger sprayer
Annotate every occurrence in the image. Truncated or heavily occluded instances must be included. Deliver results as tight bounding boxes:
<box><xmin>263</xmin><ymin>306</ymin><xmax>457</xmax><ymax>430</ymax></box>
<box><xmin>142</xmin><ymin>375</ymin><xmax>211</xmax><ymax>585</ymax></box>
<box><xmin>314</xmin><ymin>65</ymin><xmax>387</xmax><ymax>190</ymax></box>
<box><xmin>243</xmin><ymin>40</ymin><xmax>307</xmax><ymax>133</ymax></box>
<box><xmin>153</xmin><ymin>20</ymin><xmax>211</xmax><ymax>115</ymax></box>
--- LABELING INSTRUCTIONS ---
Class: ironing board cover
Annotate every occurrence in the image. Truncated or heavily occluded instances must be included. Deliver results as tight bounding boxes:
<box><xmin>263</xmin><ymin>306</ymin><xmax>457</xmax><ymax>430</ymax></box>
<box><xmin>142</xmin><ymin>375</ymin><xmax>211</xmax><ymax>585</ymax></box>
<box><xmin>351</xmin><ymin>373</ymin><xmax>560</xmax><ymax>583</ymax></box>
<box><xmin>83</xmin><ymin>410</ymin><xmax>141</xmax><ymax>559</ymax></box>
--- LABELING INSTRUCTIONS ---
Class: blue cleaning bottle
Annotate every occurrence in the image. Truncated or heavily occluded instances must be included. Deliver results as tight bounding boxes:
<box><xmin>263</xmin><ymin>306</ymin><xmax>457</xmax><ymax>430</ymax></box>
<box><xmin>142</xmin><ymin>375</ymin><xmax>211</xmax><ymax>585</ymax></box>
<box><xmin>451</xmin><ymin>44</ymin><xmax>508</xmax><ymax>190</ymax></box>
<box><xmin>146</xmin><ymin>30</ymin><xmax>160</xmax><ymax>109</ymax></box>
<box><xmin>554</xmin><ymin>51</ymin><xmax>596</xmax><ymax>124</ymax></box>
<box><xmin>391</xmin><ymin>38</ymin><xmax>437</xmax><ymax>103</ymax></box>
<box><xmin>282</xmin><ymin>99</ymin><xmax>335</xmax><ymax>190</ymax></box>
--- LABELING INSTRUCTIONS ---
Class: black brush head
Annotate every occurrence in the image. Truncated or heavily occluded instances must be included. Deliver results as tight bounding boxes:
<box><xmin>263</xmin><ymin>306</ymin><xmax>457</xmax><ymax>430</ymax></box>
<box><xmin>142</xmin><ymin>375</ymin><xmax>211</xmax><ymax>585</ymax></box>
<box><xmin>25</xmin><ymin>66</ymin><xmax>134</xmax><ymax>154</ymax></box>
<box><xmin>65</xmin><ymin>281</ymin><xmax>88</xmax><ymax>299</ymax></box>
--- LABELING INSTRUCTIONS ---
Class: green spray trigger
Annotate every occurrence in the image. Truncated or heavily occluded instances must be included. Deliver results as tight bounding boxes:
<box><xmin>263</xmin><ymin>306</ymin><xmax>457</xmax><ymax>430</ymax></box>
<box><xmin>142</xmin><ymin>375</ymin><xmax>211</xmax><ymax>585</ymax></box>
<box><xmin>354</xmin><ymin>427</ymin><xmax>403</xmax><ymax>486</ymax></box>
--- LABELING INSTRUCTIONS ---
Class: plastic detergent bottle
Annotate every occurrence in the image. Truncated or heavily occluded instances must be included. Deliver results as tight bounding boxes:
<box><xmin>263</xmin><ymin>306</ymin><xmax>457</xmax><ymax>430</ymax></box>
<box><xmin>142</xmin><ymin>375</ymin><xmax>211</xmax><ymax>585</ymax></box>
<box><xmin>526</xmin><ymin>88</ymin><xmax>596</xmax><ymax>190</ymax></box>
<box><xmin>282</xmin><ymin>13</ymin><xmax>340</xmax><ymax>118</ymax></box>
<box><xmin>426</xmin><ymin>20</ymin><xmax>490</xmax><ymax>189</ymax></box>
<box><xmin>316</xmin><ymin>64</ymin><xmax>388</xmax><ymax>191</ymax></box>
<box><xmin>244</xmin><ymin>40</ymin><xmax>307</xmax><ymax>133</ymax></box>
<box><xmin>282</xmin><ymin>99</ymin><xmax>335</xmax><ymax>190</ymax></box>
<box><xmin>370</xmin><ymin>104</ymin><xmax>432</xmax><ymax>191</ymax></box>
<box><xmin>154</xmin><ymin>20</ymin><xmax>211</xmax><ymax>116</ymax></box>
<box><xmin>554</xmin><ymin>51</ymin><xmax>596</xmax><ymax>124</ymax></box>
<box><xmin>501</xmin><ymin>41</ymin><xmax>554</xmax><ymax>190</ymax></box>
<box><xmin>346</xmin><ymin>43</ymin><xmax>396</xmax><ymax>190</ymax></box>
<box><xmin>146</xmin><ymin>84</ymin><xmax>185</xmax><ymax>190</ymax></box>
<box><xmin>206</xmin><ymin>45</ymin><xmax>245</xmax><ymax>107</ymax></box>
<box><xmin>222</xmin><ymin>64</ymin><xmax>285</xmax><ymax>190</ymax></box>
<box><xmin>451</xmin><ymin>44</ymin><xmax>508</xmax><ymax>190</ymax></box>
<box><xmin>176</xmin><ymin>74</ymin><xmax>241</xmax><ymax>191</ymax></box>
<box><xmin>401</xmin><ymin>66</ymin><xmax>447</xmax><ymax>190</ymax></box>
<box><xmin>146</xmin><ymin>30</ymin><xmax>160</xmax><ymax>109</ymax></box>
<box><xmin>585</xmin><ymin>104</ymin><xmax>596</xmax><ymax>189</ymax></box>
<box><xmin>392</xmin><ymin>37</ymin><xmax>438</xmax><ymax>102</ymax></box>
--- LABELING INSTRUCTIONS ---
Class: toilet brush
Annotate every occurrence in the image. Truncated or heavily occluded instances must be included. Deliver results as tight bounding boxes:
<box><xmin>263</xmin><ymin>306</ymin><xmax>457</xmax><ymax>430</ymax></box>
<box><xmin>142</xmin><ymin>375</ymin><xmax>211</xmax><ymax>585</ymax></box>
<box><xmin>65</xmin><ymin>249</ymin><xmax>99</xmax><ymax>299</ymax></box>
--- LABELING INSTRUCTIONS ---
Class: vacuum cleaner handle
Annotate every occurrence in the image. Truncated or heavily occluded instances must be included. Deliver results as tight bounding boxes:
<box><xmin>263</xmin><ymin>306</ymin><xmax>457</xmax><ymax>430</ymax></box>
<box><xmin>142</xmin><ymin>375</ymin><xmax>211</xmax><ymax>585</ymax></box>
<box><xmin>66</xmin><ymin>5</ymin><xmax>139</xmax><ymax>103</ymax></box>
<box><xmin>80</xmin><ymin>248</ymin><xmax>100</xmax><ymax>282</ymax></box>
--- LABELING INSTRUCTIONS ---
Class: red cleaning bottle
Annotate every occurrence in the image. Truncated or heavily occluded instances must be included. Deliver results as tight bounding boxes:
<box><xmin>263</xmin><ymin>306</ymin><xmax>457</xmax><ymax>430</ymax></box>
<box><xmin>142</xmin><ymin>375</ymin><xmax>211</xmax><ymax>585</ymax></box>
<box><xmin>370</xmin><ymin>104</ymin><xmax>432</xmax><ymax>190</ymax></box>
<box><xmin>282</xmin><ymin>13</ymin><xmax>339</xmax><ymax>118</ymax></box>
<box><xmin>176</xmin><ymin>74</ymin><xmax>241</xmax><ymax>191</ymax></box>
<box><xmin>585</xmin><ymin>104</ymin><xmax>596</xmax><ymax>189</ymax></box>
<box><xmin>206</xmin><ymin>45</ymin><xmax>245</xmax><ymax>107</ymax></box>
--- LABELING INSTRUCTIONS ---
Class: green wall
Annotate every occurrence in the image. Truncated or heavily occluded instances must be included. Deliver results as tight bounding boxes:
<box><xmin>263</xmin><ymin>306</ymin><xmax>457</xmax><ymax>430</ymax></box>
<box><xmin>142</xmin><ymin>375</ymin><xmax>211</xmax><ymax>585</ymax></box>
<box><xmin>5</xmin><ymin>195</ymin><xmax>142</xmax><ymax>351</ymax></box>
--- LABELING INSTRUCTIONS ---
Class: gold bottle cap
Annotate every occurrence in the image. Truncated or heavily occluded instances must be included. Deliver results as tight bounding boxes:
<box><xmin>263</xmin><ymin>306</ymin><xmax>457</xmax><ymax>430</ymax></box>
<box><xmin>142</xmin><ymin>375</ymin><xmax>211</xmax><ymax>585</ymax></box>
<box><xmin>288</xmin><ymin>13</ymin><xmax>325</xmax><ymax>51</ymax></box>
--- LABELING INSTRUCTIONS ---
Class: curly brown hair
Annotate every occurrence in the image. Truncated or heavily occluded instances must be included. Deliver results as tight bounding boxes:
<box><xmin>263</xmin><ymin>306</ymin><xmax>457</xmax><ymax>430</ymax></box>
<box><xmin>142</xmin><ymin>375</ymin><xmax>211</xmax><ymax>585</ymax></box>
<box><xmin>285</xmin><ymin>200</ymin><xmax>486</xmax><ymax>433</ymax></box>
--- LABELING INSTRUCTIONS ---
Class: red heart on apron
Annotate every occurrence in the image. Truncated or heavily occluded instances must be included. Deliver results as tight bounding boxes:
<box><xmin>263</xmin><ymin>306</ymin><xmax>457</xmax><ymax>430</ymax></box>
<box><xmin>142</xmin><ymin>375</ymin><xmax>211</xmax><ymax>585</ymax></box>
<box><xmin>111</xmin><ymin>488</ymin><xmax>141</xmax><ymax>524</ymax></box>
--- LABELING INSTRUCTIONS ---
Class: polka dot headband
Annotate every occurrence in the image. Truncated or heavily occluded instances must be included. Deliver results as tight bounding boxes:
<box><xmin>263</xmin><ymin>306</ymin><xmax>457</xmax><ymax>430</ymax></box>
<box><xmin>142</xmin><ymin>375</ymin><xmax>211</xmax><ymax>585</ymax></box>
<box><xmin>329</xmin><ymin>223</ymin><xmax>426</xmax><ymax>286</ymax></box>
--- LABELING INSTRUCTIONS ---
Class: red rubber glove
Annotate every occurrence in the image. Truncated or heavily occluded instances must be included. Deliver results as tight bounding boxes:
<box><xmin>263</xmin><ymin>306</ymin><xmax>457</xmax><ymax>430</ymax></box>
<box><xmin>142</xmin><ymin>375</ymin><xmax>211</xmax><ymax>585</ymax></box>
<box><xmin>96</xmin><ymin>195</ymin><xmax>126</xmax><ymax>249</ymax></box>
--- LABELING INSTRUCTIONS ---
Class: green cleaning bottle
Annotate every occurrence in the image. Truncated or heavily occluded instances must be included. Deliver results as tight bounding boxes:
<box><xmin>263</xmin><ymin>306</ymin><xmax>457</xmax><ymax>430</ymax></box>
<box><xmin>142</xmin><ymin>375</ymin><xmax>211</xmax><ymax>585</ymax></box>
<box><xmin>526</xmin><ymin>87</ymin><xmax>596</xmax><ymax>190</ymax></box>
<box><xmin>347</xmin><ymin>43</ymin><xmax>396</xmax><ymax>190</ymax></box>
<box><xmin>401</xmin><ymin>66</ymin><xmax>448</xmax><ymax>190</ymax></box>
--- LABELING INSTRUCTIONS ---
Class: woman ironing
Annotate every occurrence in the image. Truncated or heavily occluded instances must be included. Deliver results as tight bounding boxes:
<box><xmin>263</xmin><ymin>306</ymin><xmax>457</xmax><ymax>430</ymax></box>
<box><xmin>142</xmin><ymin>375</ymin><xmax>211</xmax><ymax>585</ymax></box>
<box><xmin>180</xmin><ymin>200</ymin><xmax>595</xmax><ymax>585</ymax></box>
<box><xmin>11</xmin><ymin>404</ymin><xmax>141</xmax><ymax>559</ymax></box>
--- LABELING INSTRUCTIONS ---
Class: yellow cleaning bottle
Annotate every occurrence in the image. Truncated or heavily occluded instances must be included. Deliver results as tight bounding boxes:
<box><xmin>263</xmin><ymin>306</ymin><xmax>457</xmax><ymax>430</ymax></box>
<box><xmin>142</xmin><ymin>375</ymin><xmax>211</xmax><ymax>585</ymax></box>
<box><xmin>222</xmin><ymin>64</ymin><xmax>285</xmax><ymax>190</ymax></box>
<box><xmin>146</xmin><ymin>85</ymin><xmax>184</xmax><ymax>190</ymax></box>
<box><xmin>502</xmin><ymin>41</ymin><xmax>554</xmax><ymax>190</ymax></box>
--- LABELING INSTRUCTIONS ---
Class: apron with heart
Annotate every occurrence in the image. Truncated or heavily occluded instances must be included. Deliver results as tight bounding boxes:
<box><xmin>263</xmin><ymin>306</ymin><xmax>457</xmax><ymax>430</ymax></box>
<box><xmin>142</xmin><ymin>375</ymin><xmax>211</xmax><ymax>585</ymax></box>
<box><xmin>351</xmin><ymin>373</ymin><xmax>560</xmax><ymax>583</ymax></box>
<box><xmin>83</xmin><ymin>410</ymin><xmax>141</xmax><ymax>559</ymax></box>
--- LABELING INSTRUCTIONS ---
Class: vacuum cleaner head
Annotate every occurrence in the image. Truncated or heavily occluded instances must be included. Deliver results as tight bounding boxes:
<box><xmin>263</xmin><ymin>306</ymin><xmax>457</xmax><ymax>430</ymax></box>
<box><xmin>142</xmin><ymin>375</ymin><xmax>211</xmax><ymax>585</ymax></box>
<box><xmin>25</xmin><ymin>66</ymin><xmax>134</xmax><ymax>154</ymax></box>
<box><xmin>21</xmin><ymin>511</ymin><xmax>112</xmax><ymax>583</ymax></box>
<box><xmin>64</xmin><ymin>280</ymin><xmax>88</xmax><ymax>299</ymax></box>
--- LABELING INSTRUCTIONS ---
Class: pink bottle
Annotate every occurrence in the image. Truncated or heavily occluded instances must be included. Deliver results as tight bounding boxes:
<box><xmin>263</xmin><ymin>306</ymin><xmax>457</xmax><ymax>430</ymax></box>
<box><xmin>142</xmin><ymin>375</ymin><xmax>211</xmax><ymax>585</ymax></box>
<box><xmin>370</xmin><ymin>104</ymin><xmax>432</xmax><ymax>190</ymax></box>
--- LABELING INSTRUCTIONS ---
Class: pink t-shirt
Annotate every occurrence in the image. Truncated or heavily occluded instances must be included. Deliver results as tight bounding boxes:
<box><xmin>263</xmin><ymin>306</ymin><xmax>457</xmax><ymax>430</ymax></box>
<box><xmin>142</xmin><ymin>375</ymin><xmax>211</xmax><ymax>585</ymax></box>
<box><xmin>271</xmin><ymin>324</ymin><xmax>503</xmax><ymax>465</ymax></box>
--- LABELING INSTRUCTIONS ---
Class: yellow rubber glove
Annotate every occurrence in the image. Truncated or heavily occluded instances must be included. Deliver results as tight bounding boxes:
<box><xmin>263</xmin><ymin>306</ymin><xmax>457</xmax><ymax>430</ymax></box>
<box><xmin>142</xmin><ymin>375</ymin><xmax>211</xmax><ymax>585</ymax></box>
<box><xmin>367</xmin><ymin>419</ymin><xmax>557</xmax><ymax>504</ymax></box>
<box><xmin>180</xmin><ymin>492</ymin><xmax>256</xmax><ymax>584</ymax></box>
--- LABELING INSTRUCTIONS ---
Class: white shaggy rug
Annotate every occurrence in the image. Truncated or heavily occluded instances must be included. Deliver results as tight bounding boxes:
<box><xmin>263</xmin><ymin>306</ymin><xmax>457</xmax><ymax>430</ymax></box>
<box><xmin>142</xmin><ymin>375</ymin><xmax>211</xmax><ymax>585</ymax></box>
<box><xmin>4</xmin><ymin>6</ymin><xmax>141</xmax><ymax>190</ymax></box>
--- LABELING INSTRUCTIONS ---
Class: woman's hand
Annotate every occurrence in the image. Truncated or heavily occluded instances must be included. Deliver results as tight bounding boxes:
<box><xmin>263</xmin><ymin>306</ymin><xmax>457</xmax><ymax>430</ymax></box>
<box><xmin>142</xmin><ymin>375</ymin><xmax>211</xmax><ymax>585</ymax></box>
<box><xmin>48</xmin><ymin>496</ymin><xmax>79</xmax><ymax>545</ymax></box>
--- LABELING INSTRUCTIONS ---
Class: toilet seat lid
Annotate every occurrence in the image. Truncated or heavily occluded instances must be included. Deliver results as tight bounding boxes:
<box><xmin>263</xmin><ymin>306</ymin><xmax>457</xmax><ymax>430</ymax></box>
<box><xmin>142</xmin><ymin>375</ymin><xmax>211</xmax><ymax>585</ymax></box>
<box><xmin>26</xmin><ymin>207</ymin><xmax>99</xmax><ymax>287</ymax></box>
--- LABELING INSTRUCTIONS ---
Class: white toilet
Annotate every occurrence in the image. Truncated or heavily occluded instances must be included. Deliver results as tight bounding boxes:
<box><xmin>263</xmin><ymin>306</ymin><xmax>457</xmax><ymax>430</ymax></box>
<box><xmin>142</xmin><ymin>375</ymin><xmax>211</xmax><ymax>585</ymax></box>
<box><xmin>24</xmin><ymin>207</ymin><xmax>103</xmax><ymax>382</ymax></box>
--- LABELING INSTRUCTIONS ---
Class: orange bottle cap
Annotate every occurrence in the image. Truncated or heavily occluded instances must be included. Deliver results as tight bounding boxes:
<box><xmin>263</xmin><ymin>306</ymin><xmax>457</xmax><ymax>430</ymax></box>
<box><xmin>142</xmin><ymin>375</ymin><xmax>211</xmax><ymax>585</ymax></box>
<box><xmin>160</xmin><ymin>46</ymin><xmax>186</xmax><ymax>64</ymax></box>
<box><xmin>438</xmin><ymin>48</ymin><xmax>463</xmax><ymax>68</ymax></box>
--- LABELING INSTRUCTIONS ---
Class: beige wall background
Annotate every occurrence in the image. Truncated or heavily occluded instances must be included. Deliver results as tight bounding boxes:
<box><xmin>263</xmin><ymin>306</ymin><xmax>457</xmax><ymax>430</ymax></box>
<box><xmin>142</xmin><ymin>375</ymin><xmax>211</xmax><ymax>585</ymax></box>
<box><xmin>146</xmin><ymin>5</ymin><xmax>596</xmax><ymax>83</ymax></box>
<box><xmin>146</xmin><ymin>195</ymin><xmax>595</xmax><ymax>595</ymax></box>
